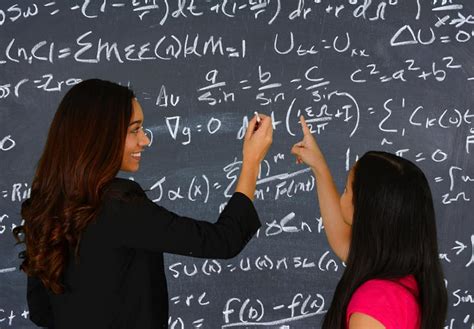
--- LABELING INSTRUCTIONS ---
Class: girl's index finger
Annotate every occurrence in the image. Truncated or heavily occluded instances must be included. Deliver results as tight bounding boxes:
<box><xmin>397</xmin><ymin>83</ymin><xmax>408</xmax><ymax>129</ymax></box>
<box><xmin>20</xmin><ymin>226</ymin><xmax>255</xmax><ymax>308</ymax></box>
<box><xmin>299</xmin><ymin>115</ymin><xmax>311</xmax><ymax>136</ymax></box>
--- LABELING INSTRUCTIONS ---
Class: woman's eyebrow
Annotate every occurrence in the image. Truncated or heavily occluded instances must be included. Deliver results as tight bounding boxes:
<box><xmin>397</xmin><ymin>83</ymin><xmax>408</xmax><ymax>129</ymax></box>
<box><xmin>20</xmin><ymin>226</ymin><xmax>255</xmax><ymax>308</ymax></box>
<box><xmin>128</xmin><ymin>119</ymin><xmax>143</xmax><ymax>126</ymax></box>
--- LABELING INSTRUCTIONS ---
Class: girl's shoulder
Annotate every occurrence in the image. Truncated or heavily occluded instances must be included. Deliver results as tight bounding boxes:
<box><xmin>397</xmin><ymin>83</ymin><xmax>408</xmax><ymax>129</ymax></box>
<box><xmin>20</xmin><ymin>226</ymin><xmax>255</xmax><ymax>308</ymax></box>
<box><xmin>356</xmin><ymin>275</ymin><xmax>419</xmax><ymax>299</ymax></box>
<box><xmin>347</xmin><ymin>275</ymin><xmax>420</xmax><ymax>329</ymax></box>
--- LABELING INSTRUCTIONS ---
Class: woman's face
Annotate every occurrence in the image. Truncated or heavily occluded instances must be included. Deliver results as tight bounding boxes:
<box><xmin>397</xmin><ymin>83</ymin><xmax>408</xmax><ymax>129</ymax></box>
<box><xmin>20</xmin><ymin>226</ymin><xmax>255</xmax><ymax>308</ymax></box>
<box><xmin>120</xmin><ymin>99</ymin><xmax>150</xmax><ymax>172</ymax></box>
<box><xmin>340</xmin><ymin>167</ymin><xmax>355</xmax><ymax>226</ymax></box>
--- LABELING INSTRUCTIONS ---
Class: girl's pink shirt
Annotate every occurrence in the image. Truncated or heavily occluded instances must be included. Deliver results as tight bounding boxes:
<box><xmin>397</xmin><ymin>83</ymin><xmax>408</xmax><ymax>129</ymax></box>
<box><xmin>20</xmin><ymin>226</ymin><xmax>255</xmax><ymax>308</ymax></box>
<box><xmin>346</xmin><ymin>275</ymin><xmax>421</xmax><ymax>329</ymax></box>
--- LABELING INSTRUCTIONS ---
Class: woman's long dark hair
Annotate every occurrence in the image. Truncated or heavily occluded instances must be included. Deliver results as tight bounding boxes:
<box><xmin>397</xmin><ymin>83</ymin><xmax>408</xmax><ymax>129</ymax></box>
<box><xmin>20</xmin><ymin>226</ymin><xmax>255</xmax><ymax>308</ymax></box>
<box><xmin>13</xmin><ymin>79</ymin><xmax>134</xmax><ymax>294</ymax></box>
<box><xmin>322</xmin><ymin>151</ymin><xmax>447</xmax><ymax>329</ymax></box>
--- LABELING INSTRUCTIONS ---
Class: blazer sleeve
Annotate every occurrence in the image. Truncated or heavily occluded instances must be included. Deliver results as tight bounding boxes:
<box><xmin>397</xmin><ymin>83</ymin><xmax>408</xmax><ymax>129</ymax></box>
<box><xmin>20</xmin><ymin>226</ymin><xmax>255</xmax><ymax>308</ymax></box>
<box><xmin>27</xmin><ymin>275</ymin><xmax>55</xmax><ymax>328</ymax></box>
<box><xmin>105</xmin><ymin>180</ymin><xmax>261</xmax><ymax>259</ymax></box>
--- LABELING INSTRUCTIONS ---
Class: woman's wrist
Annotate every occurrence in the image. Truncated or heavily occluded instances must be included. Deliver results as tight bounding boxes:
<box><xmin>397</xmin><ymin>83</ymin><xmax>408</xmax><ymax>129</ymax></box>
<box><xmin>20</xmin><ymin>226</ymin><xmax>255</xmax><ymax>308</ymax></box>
<box><xmin>235</xmin><ymin>161</ymin><xmax>259</xmax><ymax>201</ymax></box>
<box><xmin>241</xmin><ymin>160</ymin><xmax>259</xmax><ymax>179</ymax></box>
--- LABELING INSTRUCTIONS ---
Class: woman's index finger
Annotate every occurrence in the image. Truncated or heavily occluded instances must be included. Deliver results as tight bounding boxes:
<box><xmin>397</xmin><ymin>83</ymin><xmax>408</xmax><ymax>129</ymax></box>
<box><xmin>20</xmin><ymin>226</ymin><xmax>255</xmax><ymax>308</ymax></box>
<box><xmin>245</xmin><ymin>115</ymin><xmax>257</xmax><ymax>140</ymax></box>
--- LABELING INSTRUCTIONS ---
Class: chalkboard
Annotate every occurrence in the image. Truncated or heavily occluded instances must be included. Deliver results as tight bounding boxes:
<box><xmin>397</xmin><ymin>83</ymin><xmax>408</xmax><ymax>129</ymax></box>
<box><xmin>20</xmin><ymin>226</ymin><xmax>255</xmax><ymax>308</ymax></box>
<box><xmin>1</xmin><ymin>0</ymin><xmax>473</xmax><ymax>328</ymax></box>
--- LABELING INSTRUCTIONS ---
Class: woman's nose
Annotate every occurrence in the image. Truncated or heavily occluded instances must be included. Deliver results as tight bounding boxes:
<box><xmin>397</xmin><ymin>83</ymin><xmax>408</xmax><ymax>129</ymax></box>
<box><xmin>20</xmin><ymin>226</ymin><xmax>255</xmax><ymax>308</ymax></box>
<box><xmin>139</xmin><ymin>130</ymin><xmax>151</xmax><ymax>146</ymax></box>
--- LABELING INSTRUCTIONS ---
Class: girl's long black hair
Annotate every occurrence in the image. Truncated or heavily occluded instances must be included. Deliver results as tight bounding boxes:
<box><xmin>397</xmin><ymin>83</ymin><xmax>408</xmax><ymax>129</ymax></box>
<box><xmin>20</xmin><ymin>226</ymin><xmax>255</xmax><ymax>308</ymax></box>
<box><xmin>322</xmin><ymin>151</ymin><xmax>447</xmax><ymax>329</ymax></box>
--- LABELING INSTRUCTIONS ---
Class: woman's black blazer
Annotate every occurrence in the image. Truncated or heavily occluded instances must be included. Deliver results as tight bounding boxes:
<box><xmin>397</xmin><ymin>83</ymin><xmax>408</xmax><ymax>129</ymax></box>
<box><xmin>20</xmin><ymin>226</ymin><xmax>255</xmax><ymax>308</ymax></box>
<box><xmin>26</xmin><ymin>177</ymin><xmax>261</xmax><ymax>328</ymax></box>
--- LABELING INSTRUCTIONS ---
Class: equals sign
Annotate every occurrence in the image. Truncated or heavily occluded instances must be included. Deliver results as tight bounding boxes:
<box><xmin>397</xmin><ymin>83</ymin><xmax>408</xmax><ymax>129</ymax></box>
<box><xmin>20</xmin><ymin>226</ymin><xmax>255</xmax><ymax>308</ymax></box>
<box><xmin>439</xmin><ymin>36</ymin><xmax>451</xmax><ymax>43</ymax></box>
<box><xmin>226</xmin><ymin>47</ymin><xmax>240</xmax><ymax>58</ymax></box>
<box><xmin>196</xmin><ymin>125</ymin><xmax>202</xmax><ymax>132</ymax></box>
<box><xmin>192</xmin><ymin>319</ymin><xmax>204</xmax><ymax>328</ymax></box>
<box><xmin>2</xmin><ymin>190</ymin><xmax>8</xmax><ymax>198</ymax></box>
<box><xmin>290</xmin><ymin>79</ymin><xmax>302</xmax><ymax>90</ymax></box>
<box><xmin>213</xmin><ymin>183</ymin><xmax>221</xmax><ymax>189</ymax></box>
<box><xmin>58</xmin><ymin>48</ymin><xmax>71</xmax><ymax>59</ymax></box>
<box><xmin>367</xmin><ymin>107</ymin><xmax>375</xmax><ymax>114</ymax></box>
<box><xmin>434</xmin><ymin>177</ymin><xmax>443</xmax><ymax>182</ymax></box>
<box><xmin>170</xmin><ymin>296</ymin><xmax>180</xmax><ymax>305</ymax></box>
<box><xmin>240</xmin><ymin>80</ymin><xmax>252</xmax><ymax>90</ymax></box>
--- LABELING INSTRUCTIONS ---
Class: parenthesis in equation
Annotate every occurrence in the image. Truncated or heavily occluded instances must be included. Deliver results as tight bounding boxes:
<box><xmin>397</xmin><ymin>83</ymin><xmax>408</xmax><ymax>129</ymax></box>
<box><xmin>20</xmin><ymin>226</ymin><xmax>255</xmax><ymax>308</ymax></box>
<box><xmin>318</xmin><ymin>250</ymin><xmax>339</xmax><ymax>272</ymax></box>
<box><xmin>160</xmin><ymin>0</ymin><xmax>169</xmax><ymax>26</ymax></box>
<box><xmin>258</xmin><ymin>160</ymin><xmax>271</xmax><ymax>179</ymax></box>
<box><xmin>202</xmin><ymin>259</ymin><xmax>221</xmax><ymax>276</ymax></box>
<box><xmin>202</xmin><ymin>174</ymin><xmax>209</xmax><ymax>203</ymax></box>
<box><xmin>328</xmin><ymin>91</ymin><xmax>360</xmax><ymax>138</ymax></box>
<box><xmin>450</xmin><ymin>109</ymin><xmax>462</xmax><ymax>128</ymax></box>
<box><xmin>188</xmin><ymin>176</ymin><xmax>196</xmax><ymax>201</ymax></box>
<box><xmin>285</xmin><ymin>98</ymin><xmax>297</xmax><ymax>136</ymax></box>
<box><xmin>240</xmin><ymin>298</ymin><xmax>265</xmax><ymax>322</ymax></box>
<box><xmin>268</xmin><ymin>0</ymin><xmax>281</xmax><ymax>25</ymax></box>
<box><xmin>14</xmin><ymin>78</ymin><xmax>29</xmax><ymax>97</ymax></box>
<box><xmin>187</xmin><ymin>175</ymin><xmax>210</xmax><ymax>203</ymax></box>
<box><xmin>255</xmin><ymin>255</ymin><xmax>274</xmax><ymax>270</ymax></box>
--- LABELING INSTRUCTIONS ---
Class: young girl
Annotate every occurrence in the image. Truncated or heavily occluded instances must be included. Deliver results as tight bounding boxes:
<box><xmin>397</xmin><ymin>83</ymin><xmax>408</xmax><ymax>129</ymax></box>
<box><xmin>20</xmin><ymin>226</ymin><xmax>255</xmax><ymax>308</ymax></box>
<box><xmin>291</xmin><ymin>116</ymin><xmax>447</xmax><ymax>329</ymax></box>
<box><xmin>14</xmin><ymin>79</ymin><xmax>273</xmax><ymax>328</ymax></box>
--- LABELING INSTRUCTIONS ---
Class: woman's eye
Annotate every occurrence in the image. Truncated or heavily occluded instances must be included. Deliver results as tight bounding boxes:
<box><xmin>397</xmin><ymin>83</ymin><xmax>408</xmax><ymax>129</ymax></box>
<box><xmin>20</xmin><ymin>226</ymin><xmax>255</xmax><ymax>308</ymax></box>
<box><xmin>131</xmin><ymin>126</ymin><xmax>141</xmax><ymax>134</ymax></box>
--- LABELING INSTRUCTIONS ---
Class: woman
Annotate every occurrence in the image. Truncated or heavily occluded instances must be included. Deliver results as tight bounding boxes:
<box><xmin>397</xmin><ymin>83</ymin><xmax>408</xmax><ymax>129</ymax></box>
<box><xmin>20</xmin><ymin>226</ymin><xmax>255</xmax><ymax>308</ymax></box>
<box><xmin>13</xmin><ymin>79</ymin><xmax>273</xmax><ymax>328</ymax></box>
<box><xmin>291</xmin><ymin>116</ymin><xmax>447</xmax><ymax>329</ymax></box>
